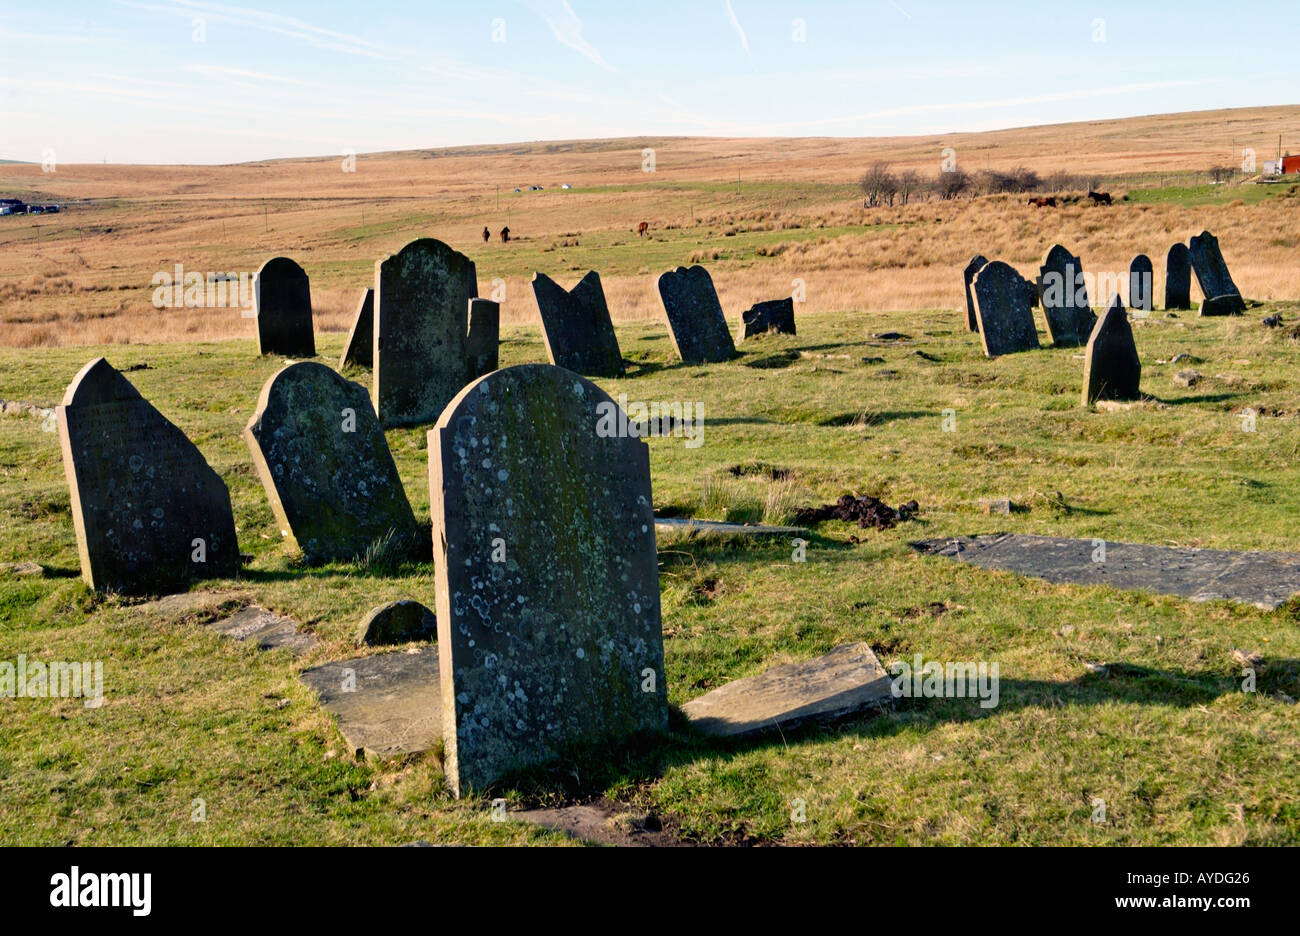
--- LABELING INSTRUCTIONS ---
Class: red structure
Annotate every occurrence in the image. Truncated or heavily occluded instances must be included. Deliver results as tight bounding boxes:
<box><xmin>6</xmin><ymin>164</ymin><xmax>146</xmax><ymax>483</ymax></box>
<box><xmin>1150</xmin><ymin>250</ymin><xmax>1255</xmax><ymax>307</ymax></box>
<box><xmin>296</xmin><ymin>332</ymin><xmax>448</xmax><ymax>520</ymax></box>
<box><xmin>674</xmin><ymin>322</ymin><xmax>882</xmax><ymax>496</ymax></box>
<box><xmin>1282</xmin><ymin>155</ymin><xmax>1300</xmax><ymax>174</ymax></box>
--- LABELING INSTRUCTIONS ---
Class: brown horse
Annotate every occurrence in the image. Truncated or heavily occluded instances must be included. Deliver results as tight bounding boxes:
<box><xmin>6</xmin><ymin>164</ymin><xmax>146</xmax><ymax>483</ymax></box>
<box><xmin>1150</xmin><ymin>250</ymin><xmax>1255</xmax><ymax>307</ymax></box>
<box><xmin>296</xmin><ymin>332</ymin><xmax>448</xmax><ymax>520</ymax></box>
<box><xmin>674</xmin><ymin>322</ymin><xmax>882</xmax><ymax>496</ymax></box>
<box><xmin>500</xmin><ymin>226</ymin><xmax>510</xmax><ymax>243</ymax></box>
<box><xmin>1027</xmin><ymin>196</ymin><xmax>1057</xmax><ymax>208</ymax></box>
<box><xmin>482</xmin><ymin>226</ymin><xmax>490</xmax><ymax>242</ymax></box>
<box><xmin>636</xmin><ymin>221</ymin><xmax>649</xmax><ymax>237</ymax></box>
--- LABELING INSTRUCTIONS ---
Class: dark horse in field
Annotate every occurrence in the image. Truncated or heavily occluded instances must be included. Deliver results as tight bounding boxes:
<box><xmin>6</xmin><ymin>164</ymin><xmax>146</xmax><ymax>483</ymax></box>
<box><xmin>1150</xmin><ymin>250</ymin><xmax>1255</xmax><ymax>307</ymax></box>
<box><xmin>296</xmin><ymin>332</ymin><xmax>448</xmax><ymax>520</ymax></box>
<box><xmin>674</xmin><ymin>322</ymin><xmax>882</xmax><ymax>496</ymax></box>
<box><xmin>1087</xmin><ymin>190</ymin><xmax>1113</xmax><ymax>206</ymax></box>
<box><xmin>636</xmin><ymin>221</ymin><xmax>649</xmax><ymax>236</ymax></box>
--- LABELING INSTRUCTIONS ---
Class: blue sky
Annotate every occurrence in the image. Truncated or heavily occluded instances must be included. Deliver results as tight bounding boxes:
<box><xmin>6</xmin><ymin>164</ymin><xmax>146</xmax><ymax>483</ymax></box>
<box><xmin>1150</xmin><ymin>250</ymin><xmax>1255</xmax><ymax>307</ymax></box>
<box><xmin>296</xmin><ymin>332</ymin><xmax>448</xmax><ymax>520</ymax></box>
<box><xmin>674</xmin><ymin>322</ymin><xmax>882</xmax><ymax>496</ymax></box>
<box><xmin>2</xmin><ymin>0</ymin><xmax>1296</xmax><ymax>164</ymax></box>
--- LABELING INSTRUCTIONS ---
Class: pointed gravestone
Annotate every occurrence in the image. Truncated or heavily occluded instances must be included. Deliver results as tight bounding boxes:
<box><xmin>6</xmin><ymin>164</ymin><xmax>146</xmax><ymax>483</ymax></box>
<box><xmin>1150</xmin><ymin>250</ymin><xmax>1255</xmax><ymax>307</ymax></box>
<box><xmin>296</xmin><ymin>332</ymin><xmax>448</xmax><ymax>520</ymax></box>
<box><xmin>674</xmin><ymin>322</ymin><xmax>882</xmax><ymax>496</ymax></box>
<box><xmin>429</xmin><ymin>364</ymin><xmax>667</xmax><ymax>796</ymax></box>
<box><xmin>972</xmin><ymin>261</ymin><xmax>1039</xmax><ymax>357</ymax></box>
<box><xmin>657</xmin><ymin>265</ymin><xmax>736</xmax><ymax>363</ymax></box>
<box><xmin>245</xmin><ymin>362</ymin><xmax>419</xmax><ymax>564</ymax></box>
<box><xmin>741</xmin><ymin>297</ymin><xmax>796</xmax><ymax>339</ymax></box>
<box><xmin>531</xmin><ymin>271</ymin><xmax>623</xmax><ymax>377</ymax></box>
<box><xmin>466</xmin><ymin>297</ymin><xmax>499</xmax><ymax>379</ymax></box>
<box><xmin>338</xmin><ymin>288</ymin><xmax>373</xmax><ymax>370</ymax></box>
<box><xmin>1165</xmin><ymin>243</ymin><xmax>1192</xmax><ymax>311</ymax></box>
<box><xmin>1038</xmin><ymin>244</ymin><xmax>1095</xmax><ymax>346</ymax></box>
<box><xmin>374</xmin><ymin>238</ymin><xmax>477</xmax><ymax>428</ymax></box>
<box><xmin>57</xmin><ymin>358</ymin><xmax>240</xmax><ymax>594</ymax></box>
<box><xmin>1082</xmin><ymin>297</ymin><xmax>1141</xmax><ymax>406</ymax></box>
<box><xmin>254</xmin><ymin>256</ymin><xmax>315</xmax><ymax>357</ymax></box>
<box><xmin>1188</xmin><ymin>230</ymin><xmax>1245</xmax><ymax>315</ymax></box>
<box><xmin>1129</xmin><ymin>254</ymin><xmax>1154</xmax><ymax>313</ymax></box>
<box><xmin>962</xmin><ymin>255</ymin><xmax>989</xmax><ymax>331</ymax></box>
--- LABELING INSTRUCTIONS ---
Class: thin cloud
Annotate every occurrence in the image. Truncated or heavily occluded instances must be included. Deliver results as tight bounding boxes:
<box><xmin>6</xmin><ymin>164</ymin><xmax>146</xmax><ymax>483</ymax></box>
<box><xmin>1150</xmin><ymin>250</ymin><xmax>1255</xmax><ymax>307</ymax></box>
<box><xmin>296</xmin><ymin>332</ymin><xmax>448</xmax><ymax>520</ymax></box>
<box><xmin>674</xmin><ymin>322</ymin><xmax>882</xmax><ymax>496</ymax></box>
<box><xmin>524</xmin><ymin>0</ymin><xmax>617</xmax><ymax>72</ymax></box>
<box><xmin>724</xmin><ymin>0</ymin><xmax>752</xmax><ymax>60</ymax></box>
<box><xmin>184</xmin><ymin>64</ymin><xmax>307</xmax><ymax>86</ymax></box>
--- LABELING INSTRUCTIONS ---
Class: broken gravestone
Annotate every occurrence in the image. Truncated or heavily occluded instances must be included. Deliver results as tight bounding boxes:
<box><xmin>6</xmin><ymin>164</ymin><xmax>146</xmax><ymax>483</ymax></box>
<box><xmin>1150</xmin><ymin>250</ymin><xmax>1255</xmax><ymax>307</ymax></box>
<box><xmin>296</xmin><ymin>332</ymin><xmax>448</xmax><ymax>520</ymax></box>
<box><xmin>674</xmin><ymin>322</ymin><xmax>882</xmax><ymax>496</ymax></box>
<box><xmin>1188</xmin><ymin>230</ymin><xmax>1245</xmax><ymax>315</ymax></box>
<box><xmin>1129</xmin><ymin>254</ymin><xmax>1154</xmax><ymax>313</ymax></box>
<box><xmin>57</xmin><ymin>358</ymin><xmax>240</xmax><ymax>594</ymax></box>
<box><xmin>1038</xmin><ymin>244</ymin><xmax>1095</xmax><ymax>346</ymax></box>
<box><xmin>466</xmin><ymin>297</ymin><xmax>500</xmax><ymax>379</ymax></box>
<box><xmin>245</xmin><ymin>361</ymin><xmax>419</xmax><ymax>564</ymax></box>
<box><xmin>963</xmin><ymin>255</ymin><xmax>989</xmax><ymax>332</ymax></box>
<box><xmin>740</xmin><ymin>297</ymin><xmax>796</xmax><ymax>340</ymax></box>
<box><xmin>429</xmin><ymin>364</ymin><xmax>666</xmax><ymax>796</ymax></box>
<box><xmin>254</xmin><ymin>256</ymin><xmax>315</xmax><ymax>357</ymax></box>
<box><xmin>338</xmin><ymin>288</ymin><xmax>373</xmax><ymax>369</ymax></box>
<box><xmin>1165</xmin><ymin>243</ymin><xmax>1192</xmax><ymax>311</ymax></box>
<box><xmin>531</xmin><ymin>271</ymin><xmax>624</xmax><ymax>377</ymax></box>
<box><xmin>374</xmin><ymin>238</ymin><xmax>478</xmax><ymax>428</ymax></box>
<box><xmin>973</xmin><ymin>261</ymin><xmax>1039</xmax><ymax>357</ymax></box>
<box><xmin>657</xmin><ymin>265</ymin><xmax>736</xmax><ymax>363</ymax></box>
<box><xmin>1082</xmin><ymin>296</ymin><xmax>1141</xmax><ymax>405</ymax></box>
<box><xmin>356</xmin><ymin>599</ymin><xmax>437</xmax><ymax>646</ymax></box>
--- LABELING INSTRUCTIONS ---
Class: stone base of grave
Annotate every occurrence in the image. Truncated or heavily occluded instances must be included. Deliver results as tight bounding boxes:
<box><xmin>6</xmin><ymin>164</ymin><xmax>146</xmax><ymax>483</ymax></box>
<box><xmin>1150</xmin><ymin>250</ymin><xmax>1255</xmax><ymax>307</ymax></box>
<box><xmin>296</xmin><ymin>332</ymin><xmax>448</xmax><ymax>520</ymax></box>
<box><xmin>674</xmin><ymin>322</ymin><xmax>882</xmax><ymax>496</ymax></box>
<box><xmin>207</xmin><ymin>605</ymin><xmax>318</xmax><ymax>656</ymax></box>
<box><xmin>654</xmin><ymin>517</ymin><xmax>808</xmax><ymax>537</ymax></box>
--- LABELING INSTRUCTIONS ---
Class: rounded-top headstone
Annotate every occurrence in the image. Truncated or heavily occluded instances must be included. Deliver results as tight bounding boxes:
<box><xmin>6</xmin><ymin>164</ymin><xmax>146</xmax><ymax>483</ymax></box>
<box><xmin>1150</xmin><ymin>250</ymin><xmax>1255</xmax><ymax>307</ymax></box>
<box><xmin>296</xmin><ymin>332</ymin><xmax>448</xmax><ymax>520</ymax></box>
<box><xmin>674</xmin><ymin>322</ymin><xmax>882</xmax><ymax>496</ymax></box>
<box><xmin>254</xmin><ymin>256</ymin><xmax>315</xmax><ymax>357</ymax></box>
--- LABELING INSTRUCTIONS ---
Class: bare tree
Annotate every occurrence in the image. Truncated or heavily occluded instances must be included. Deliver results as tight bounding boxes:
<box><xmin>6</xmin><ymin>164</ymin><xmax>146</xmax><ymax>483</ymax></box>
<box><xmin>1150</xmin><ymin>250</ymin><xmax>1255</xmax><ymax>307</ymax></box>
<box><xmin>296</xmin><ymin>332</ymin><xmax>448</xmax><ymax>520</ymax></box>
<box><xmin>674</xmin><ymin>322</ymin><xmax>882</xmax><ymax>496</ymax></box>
<box><xmin>860</xmin><ymin>161</ymin><xmax>898</xmax><ymax>207</ymax></box>
<box><xmin>898</xmin><ymin>169</ymin><xmax>920</xmax><ymax>205</ymax></box>
<box><xmin>933</xmin><ymin>168</ymin><xmax>971</xmax><ymax>200</ymax></box>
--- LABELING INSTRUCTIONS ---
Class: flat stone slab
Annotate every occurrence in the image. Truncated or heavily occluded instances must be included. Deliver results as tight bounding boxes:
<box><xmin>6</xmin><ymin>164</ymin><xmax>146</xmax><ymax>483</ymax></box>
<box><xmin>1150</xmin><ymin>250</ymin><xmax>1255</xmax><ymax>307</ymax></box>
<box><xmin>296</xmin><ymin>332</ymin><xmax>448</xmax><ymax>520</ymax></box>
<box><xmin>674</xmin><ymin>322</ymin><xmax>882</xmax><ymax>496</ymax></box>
<box><xmin>300</xmin><ymin>647</ymin><xmax>442</xmax><ymax>758</ymax></box>
<box><xmin>206</xmin><ymin>605</ymin><xmax>318</xmax><ymax>656</ymax></box>
<box><xmin>912</xmin><ymin>534</ymin><xmax>1300</xmax><ymax>609</ymax></box>
<box><xmin>681</xmin><ymin>642</ymin><xmax>893</xmax><ymax>738</ymax></box>
<box><xmin>654</xmin><ymin>517</ymin><xmax>808</xmax><ymax>537</ymax></box>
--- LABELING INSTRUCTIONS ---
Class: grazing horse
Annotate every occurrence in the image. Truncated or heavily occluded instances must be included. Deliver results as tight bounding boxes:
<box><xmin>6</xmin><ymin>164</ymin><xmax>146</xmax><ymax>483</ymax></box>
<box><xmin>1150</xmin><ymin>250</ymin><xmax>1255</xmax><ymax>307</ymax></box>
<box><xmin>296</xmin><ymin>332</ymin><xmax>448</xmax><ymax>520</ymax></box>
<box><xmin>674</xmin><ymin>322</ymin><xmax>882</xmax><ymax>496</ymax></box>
<box><xmin>500</xmin><ymin>226</ymin><xmax>510</xmax><ymax>243</ymax></box>
<box><xmin>482</xmin><ymin>226</ymin><xmax>490</xmax><ymax>242</ymax></box>
<box><xmin>1087</xmin><ymin>190</ymin><xmax>1112</xmax><ymax>206</ymax></box>
<box><xmin>1027</xmin><ymin>196</ymin><xmax>1057</xmax><ymax>208</ymax></box>
<box><xmin>636</xmin><ymin>221</ymin><xmax>649</xmax><ymax>237</ymax></box>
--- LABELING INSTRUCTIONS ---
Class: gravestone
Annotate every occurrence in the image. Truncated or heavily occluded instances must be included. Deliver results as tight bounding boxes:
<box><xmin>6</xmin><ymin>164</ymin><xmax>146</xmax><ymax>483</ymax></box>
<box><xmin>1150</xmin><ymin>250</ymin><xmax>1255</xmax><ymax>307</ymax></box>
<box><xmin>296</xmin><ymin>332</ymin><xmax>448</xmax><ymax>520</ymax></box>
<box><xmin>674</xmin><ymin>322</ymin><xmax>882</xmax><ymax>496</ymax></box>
<box><xmin>57</xmin><ymin>358</ymin><xmax>240</xmax><ymax>594</ymax></box>
<box><xmin>374</xmin><ymin>238</ymin><xmax>477</xmax><ymax>428</ymax></box>
<box><xmin>1038</xmin><ymin>244</ymin><xmax>1094</xmax><ymax>346</ymax></box>
<box><xmin>356</xmin><ymin>599</ymin><xmax>437</xmax><ymax>646</ymax></box>
<box><xmin>429</xmin><ymin>364</ymin><xmax>667</xmax><ymax>795</ymax></box>
<box><xmin>962</xmin><ymin>255</ymin><xmax>989</xmax><ymax>331</ymax></box>
<box><xmin>1165</xmin><ymin>243</ymin><xmax>1192</xmax><ymax>310</ymax></box>
<box><xmin>254</xmin><ymin>256</ymin><xmax>315</xmax><ymax>357</ymax></box>
<box><xmin>657</xmin><ymin>265</ymin><xmax>736</xmax><ymax>362</ymax></box>
<box><xmin>1188</xmin><ymin>230</ymin><xmax>1245</xmax><ymax>314</ymax></box>
<box><xmin>972</xmin><ymin>261</ymin><xmax>1039</xmax><ymax>357</ymax></box>
<box><xmin>466</xmin><ymin>297</ymin><xmax>499</xmax><ymax>379</ymax></box>
<box><xmin>245</xmin><ymin>361</ymin><xmax>419</xmax><ymax>564</ymax></box>
<box><xmin>1082</xmin><ymin>296</ymin><xmax>1141</xmax><ymax>405</ymax></box>
<box><xmin>1129</xmin><ymin>254</ymin><xmax>1154</xmax><ymax>313</ymax></box>
<box><xmin>1201</xmin><ymin>295</ymin><xmax>1247</xmax><ymax>316</ymax></box>
<box><xmin>531</xmin><ymin>271</ymin><xmax>624</xmax><ymax>377</ymax></box>
<box><xmin>740</xmin><ymin>297</ymin><xmax>796</xmax><ymax>339</ymax></box>
<box><xmin>338</xmin><ymin>288</ymin><xmax>373</xmax><ymax>369</ymax></box>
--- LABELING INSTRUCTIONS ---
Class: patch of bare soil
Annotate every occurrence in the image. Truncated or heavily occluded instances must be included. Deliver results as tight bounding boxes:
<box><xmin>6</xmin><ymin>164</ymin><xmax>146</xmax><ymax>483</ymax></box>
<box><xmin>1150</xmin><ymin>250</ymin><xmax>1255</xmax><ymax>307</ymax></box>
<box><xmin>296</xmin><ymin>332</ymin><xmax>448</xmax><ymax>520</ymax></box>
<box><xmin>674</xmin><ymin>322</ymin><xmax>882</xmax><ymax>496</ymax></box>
<box><xmin>792</xmin><ymin>494</ymin><xmax>919</xmax><ymax>530</ymax></box>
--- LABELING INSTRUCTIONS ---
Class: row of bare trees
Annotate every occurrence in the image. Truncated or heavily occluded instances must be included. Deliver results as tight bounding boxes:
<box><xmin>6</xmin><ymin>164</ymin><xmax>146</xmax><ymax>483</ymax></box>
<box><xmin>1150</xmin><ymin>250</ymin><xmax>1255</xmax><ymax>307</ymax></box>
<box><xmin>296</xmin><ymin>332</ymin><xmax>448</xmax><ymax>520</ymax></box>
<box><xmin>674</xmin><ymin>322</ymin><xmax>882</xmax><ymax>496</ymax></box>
<box><xmin>859</xmin><ymin>161</ymin><xmax>1104</xmax><ymax>205</ymax></box>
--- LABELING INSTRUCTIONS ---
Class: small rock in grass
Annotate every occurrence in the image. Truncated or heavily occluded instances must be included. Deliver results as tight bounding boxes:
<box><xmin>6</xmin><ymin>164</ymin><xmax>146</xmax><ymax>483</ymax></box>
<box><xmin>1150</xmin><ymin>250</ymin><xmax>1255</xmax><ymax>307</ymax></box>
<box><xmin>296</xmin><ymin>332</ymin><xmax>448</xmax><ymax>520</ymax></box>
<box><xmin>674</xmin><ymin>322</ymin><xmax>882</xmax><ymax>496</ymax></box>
<box><xmin>1173</xmin><ymin>370</ymin><xmax>1202</xmax><ymax>388</ymax></box>
<box><xmin>979</xmin><ymin>498</ymin><xmax>1013</xmax><ymax>516</ymax></box>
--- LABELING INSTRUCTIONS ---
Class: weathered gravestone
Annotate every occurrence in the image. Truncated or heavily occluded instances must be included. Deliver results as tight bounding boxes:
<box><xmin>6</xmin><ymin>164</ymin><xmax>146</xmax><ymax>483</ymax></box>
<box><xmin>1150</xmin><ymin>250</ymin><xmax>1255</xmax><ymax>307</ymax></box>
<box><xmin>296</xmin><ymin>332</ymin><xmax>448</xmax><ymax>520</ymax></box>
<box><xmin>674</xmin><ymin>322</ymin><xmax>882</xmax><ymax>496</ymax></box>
<box><xmin>374</xmin><ymin>238</ymin><xmax>477</xmax><ymax>427</ymax></box>
<box><xmin>972</xmin><ymin>261</ymin><xmax>1039</xmax><ymax>357</ymax></box>
<box><xmin>245</xmin><ymin>362</ymin><xmax>419</xmax><ymax>564</ymax></box>
<box><xmin>741</xmin><ymin>297</ymin><xmax>796</xmax><ymax>339</ymax></box>
<box><xmin>1038</xmin><ymin>244</ymin><xmax>1095</xmax><ymax>346</ymax></box>
<box><xmin>57</xmin><ymin>358</ymin><xmax>240</xmax><ymax>594</ymax></box>
<box><xmin>531</xmin><ymin>271</ymin><xmax>624</xmax><ymax>377</ymax></box>
<box><xmin>254</xmin><ymin>256</ymin><xmax>315</xmax><ymax>357</ymax></box>
<box><xmin>1188</xmin><ymin>230</ymin><xmax>1245</xmax><ymax>315</ymax></box>
<box><xmin>962</xmin><ymin>255</ymin><xmax>989</xmax><ymax>331</ymax></box>
<box><xmin>1082</xmin><ymin>296</ymin><xmax>1141</xmax><ymax>405</ymax></box>
<box><xmin>657</xmin><ymin>265</ymin><xmax>736</xmax><ymax>362</ymax></box>
<box><xmin>1129</xmin><ymin>254</ymin><xmax>1154</xmax><ymax>313</ymax></box>
<box><xmin>429</xmin><ymin>364</ymin><xmax>667</xmax><ymax>795</ymax></box>
<box><xmin>466</xmin><ymin>297</ymin><xmax>499</xmax><ymax>379</ymax></box>
<box><xmin>1165</xmin><ymin>243</ymin><xmax>1192</xmax><ymax>310</ymax></box>
<box><xmin>338</xmin><ymin>288</ymin><xmax>373</xmax><ymax>369</ymax></box>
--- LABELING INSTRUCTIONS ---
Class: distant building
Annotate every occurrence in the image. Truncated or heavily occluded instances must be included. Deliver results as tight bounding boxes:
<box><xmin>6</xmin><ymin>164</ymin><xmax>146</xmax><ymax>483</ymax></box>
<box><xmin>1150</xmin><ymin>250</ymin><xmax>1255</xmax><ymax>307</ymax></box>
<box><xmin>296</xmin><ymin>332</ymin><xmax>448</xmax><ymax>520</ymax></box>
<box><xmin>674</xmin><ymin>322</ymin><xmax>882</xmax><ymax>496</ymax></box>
<box><xmin>1282</xmin><ymin>155</ymin><xmax>1300</xmax><ymax>175</ymax></box>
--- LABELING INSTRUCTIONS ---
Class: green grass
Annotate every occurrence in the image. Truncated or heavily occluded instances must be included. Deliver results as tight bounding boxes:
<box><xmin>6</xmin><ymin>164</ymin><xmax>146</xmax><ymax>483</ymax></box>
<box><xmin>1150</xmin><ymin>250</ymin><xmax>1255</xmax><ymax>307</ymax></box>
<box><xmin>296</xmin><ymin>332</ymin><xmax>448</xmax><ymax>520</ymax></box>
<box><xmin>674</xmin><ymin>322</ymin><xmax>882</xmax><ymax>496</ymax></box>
<box><xmin>2</xmin><ymin>301</ymin><xmax>1299</xmax><ymax>844</ymax></box>
<box><xmin>1124</xmin><ymin>180</ymin><xmax>1299</xmax><ymax>206</ymax></box>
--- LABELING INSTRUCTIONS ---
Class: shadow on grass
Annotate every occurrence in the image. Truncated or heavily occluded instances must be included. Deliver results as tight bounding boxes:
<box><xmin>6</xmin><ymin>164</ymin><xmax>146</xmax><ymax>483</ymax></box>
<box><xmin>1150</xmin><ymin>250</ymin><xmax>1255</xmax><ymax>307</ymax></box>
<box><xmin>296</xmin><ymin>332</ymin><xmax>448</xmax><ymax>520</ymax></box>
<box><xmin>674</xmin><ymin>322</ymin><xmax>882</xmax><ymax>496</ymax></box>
<box><xmin>1146</xmin><ymin>392</ymin><xmax>1244</xmax><ymax>406</ymax></box>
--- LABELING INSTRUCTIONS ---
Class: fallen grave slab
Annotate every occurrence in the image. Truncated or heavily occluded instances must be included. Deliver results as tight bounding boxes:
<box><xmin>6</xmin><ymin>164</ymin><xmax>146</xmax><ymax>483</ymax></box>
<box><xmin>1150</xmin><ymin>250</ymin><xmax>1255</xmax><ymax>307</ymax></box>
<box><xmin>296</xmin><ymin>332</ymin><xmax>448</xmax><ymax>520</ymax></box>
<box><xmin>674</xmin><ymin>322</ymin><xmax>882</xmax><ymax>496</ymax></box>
<box><xmin>207</xmin><ymin>605</ymin><xmax>318</xmax><ymax>656</ymax></box>
<box><xmin>300</xmin><ymin>647</ymin><xmax>441</xmax><ymax>758</ymax></box>
<box><xmin>912</xmin><ymin>534</ymin><xmax>1300</xmax><ymax>609</ymax></box>
<box><xmin>653</xmin><ymin>517</ymin><xmax>807</xmax><ymax>537</ymax></box>
<box><xmin>681</xmin><ymin>642</ymin><xmax>893</xmax><ymax>738</ymax></box>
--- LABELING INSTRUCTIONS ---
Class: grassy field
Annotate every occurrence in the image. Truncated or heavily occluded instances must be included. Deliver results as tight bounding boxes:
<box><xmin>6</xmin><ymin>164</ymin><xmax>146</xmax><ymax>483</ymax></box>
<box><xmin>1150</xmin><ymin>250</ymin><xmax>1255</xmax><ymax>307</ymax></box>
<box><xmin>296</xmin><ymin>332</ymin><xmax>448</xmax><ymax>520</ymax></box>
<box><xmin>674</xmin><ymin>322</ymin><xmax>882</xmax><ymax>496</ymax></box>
<box><xmin>2</xmin><ymin>297</ymin><xmax>1299</xmax><ymax>845</ymax></box>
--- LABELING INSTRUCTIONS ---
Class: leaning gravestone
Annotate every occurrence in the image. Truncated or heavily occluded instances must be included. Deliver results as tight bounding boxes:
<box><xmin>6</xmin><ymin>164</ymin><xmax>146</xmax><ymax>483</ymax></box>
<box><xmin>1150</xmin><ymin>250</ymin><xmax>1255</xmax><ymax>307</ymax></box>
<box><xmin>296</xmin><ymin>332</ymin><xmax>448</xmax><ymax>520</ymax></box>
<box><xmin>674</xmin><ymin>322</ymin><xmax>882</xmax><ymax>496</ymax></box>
<box><xmin>466</xmin><ymin>297</ymin><xmax>499</xmax><ymax>379</ymax></box>
<box><xmin>254</xmin><ymin>256</ymin><xmax>315</xmax><ymax>357</ymax></box>
<box><xmin>741</xmin><ymin>297</ymin><xmax>796</xmax><ymax>339</ymax></box>
<box><xmin>1038</xmin><ymin>244</ymin><xmax>1094</xmax><ymax>346</ymax></box>
<box><xmin>656</xmin><ymin>265</ymin><xmax>736</xmax><ymax>362</ymax></box>
<box><xmin>962</xmin><ymin>255</ymin><xmax>989</xmax><ymax>331</ymax></box>
<box><xmin>338</xmin><ymin>288</ymin><xmax>373</xmax><ymax>369</ymax></box>
<box><xmin>1165</xmin><ymin>243</ymin><xmax>1192</xmax><ymax>310</ymax></box>
<box><xmin>1188</xmin><ymin>230</ymin><xmax>1245</xmax><ymax>315</ymax></box>
<box><xmin>374</xmin><ymin>238</ymin><xmax>477</xmax><ymax>428</ymax></box>
<box><xmin>973</xmin><ymin>261</ymin><xmax>1039</xmax><ymax>357</ymax></box>
<box><xmin>57</xmin><ymin>358</ymin><xmax>240</xmax><ymax>594</ymax></box>
<box><xmin>1082</xmin><ymin>296</ymin><xmax>1141</xmax><ymax>405</ymax></box>
<box><xmin>429</xmin><ymin>364</ymin><xmax>667</xmax><ymax>795</ymax></box>
<box><xmin>1129</xmin><ymin>254</ymin><xmax>1154</xmax><ymax>313</ymax></box>
<box><xmin>531</xmin><ymin>271</ymin><xmax>624</xmax><ymax>377</ymax></box>
<box><xmin>245</xmin><ymin>362</ymin><xmax>419</xmax><ymax>564</ymax></box>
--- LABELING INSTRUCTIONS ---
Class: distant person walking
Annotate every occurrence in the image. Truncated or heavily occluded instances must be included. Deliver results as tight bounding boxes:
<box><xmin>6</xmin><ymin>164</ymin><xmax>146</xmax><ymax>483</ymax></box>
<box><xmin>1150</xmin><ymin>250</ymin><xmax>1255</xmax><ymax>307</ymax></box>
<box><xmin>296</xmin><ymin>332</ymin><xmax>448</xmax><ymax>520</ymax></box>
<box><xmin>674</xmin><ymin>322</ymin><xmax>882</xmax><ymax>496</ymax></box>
<box><xmin>500</xmin><ymin>226</ymin><xmax>510</xmax><ymax>243</ymax></box>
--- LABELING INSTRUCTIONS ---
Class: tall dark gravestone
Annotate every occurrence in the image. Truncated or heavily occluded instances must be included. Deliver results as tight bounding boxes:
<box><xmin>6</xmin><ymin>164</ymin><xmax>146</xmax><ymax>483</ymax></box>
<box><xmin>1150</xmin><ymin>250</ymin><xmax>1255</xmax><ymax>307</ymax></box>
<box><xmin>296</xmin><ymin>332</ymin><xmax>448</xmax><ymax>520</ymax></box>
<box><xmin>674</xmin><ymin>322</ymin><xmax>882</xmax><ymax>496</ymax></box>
<box><xmin>1129</xmin><ymin>254</ymin><xmax>1154</xmax><ymax>313</ymax></box>
<box><xmin>656</xmin><ymin>265</ymin><xmax>736</xmax><ymax>363</ymax></box>
<box><xmin>57</xmin><ymin>358</ymin><xmax>240</xmax><ymax>594</ymax></box>
<box><xmin>531</xmin><ymin>271</ymin><xmax>624</xmax><ymax>377</ymax></box>
<box><xmin>338</xmin><ymin>288</ymin><xmax>373</xmax><ymax>369</ymax></box>
<box><xmin>741</xmin><ymin>297</ymin><xmax>796</xmax><ymax>339</ymax></box>
<box><xmin>466</xmin><ymin>297</ymin><xmax>500</xmax><ymax>379</ymax></box>
<box><xmin>963</xmin><ymin>255</ymin><xmax>989</xmax><ymax>332</ymax></box>
<box><xmin>429</xmin><ymin>364</ymin><xmax>667</xmax><ymax>796</ymax></box>
<box><xmin>1165</xmin><ymin>243</ymin><xmax>1192</xmax><ymax>311</ymax></box>
<box><xmin>374</xmin><ymin>238</ymin><xmax>477</xmax><ymax>428</ymax></box>
<box><xmin>254</xmin><ymin>256</ymin><xmax>315</xmax><ymax>357</ymax></box>
<box><xmin>1082</xmin><ymin>296</ymin><xmax>1141</xmax><ymax>406</ymax></box>
<box><xmin>1038</xmin><ymin>244</ymin><xmax>1094</xmax><ymax>346</ymax></box>
<box><xmin>1188</xmin><ymin>230</ymin><xmax>1246</xmax><ymax>315</ymax></box>
<box><xmin>972</xmin><ymin>261</ymin><xmax>1039</xmax><ymax>357</ymax></box>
